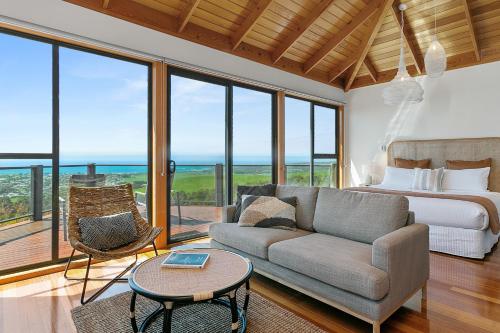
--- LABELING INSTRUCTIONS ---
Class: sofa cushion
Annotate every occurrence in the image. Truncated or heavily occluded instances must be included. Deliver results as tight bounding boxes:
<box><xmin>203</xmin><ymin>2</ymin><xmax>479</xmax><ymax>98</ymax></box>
<box><xmin>233</xmin><ymin>184</ymin><xmax>276</xmax><ymax>222</ymax></box>
<box><xmin>313</xmin><ymin>188</ymin><xmax>409</xmax><ymax>244</ymax></box>
<box><xmin>268</xmin><ymin>233</ymin><xmax>389</xmax><ymax>300</ymax></box>
<box><xmin>209</xmin><ymin>223</ymin><xmax>311</xmax><ymax>259</ymax></box>
<box><xmin>276</xmin><ymin>185</ymin><xmax>319</xmax><ymax>231</ymax></box>
<box><xmin>239</xmin><ymin>195</ymin><xmax>297</xmax><ymax>230</ymax></box>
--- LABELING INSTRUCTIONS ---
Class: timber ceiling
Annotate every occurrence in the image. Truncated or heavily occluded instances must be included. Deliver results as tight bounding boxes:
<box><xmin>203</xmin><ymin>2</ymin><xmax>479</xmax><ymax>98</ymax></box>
<box><xmin>64</xmin><ymin>0</ymin><xmax>500</xmax><ymax>91</ymax></box>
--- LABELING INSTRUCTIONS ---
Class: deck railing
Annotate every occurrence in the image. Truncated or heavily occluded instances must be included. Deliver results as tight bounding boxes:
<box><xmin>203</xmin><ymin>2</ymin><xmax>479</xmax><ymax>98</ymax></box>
<box><xmin>0</xmin><ymin>162</ymin><xmax>337</xmax><ymax>224</ymax></box>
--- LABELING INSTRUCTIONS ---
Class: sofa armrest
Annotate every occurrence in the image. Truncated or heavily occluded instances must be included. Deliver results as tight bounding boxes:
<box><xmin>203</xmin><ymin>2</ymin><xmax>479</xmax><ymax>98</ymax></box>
<box><xmin>406</xmin><ymin>211</ymin><xmax>415</xmax><ymax>225</ymax></box>
<box><xmin>372</xmin><ymin>223</ymin><xmax>429</xmax><ymax>298</ymax></box>
<box><xmin>222</xmin><ymin>205</ymin><xmax>237</xmax><ymax>223</ymax></box>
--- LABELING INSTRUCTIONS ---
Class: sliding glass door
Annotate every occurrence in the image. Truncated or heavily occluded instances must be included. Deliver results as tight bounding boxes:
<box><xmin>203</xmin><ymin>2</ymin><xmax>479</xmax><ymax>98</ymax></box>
<box><xmin>167</xmin><ymin>68</ymin><xmax>276</xmax><ymax>243</ymax></box>
<box><xmin>285</xmin><ymin>96</ymin><xmax>338</xmax><ymax>187</ymax></box>
<box><xmin>168</xmin><ymin>73</ymin><xmax>227</xmax><ymax>242</ymax></box>
<box><xmin>0</xmin><ymin>28</ymin><xmax>151</xmax><ymax>275</ymax></box>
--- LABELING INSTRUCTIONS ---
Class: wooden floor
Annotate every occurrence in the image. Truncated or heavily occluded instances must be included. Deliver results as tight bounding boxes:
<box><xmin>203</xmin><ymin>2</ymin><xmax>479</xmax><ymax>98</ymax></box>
<box><xmin>0</xmin><ymin>206</ymin><xmax>221</xmax><ymax>272</ymax></box>
<box><xmin>1</xmin><ymin>242</ymin><xmax>500</xmax><ymax>332</ymax></box>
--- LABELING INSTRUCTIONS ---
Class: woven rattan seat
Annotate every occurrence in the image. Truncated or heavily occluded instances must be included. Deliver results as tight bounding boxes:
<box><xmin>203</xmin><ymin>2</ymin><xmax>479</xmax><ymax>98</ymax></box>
<box><xmin>64</xmin><ymin>183</ymin><xmax>162</xmax><ymax>304</ymax></box>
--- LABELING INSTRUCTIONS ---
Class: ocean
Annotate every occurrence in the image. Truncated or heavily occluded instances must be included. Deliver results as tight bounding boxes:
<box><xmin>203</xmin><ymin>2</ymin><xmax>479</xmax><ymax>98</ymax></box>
<box><xmin>0</xmin><ymin>154</ymin><xmax>316</xmax><ymax>175</ymax></box>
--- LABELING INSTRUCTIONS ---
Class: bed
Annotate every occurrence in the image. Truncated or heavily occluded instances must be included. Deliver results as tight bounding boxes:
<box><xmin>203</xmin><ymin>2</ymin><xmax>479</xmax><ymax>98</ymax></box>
<box><xmin>360</xmin><ymin>138</ymin><xmax>500</xmax><ymax>259</ymax></box>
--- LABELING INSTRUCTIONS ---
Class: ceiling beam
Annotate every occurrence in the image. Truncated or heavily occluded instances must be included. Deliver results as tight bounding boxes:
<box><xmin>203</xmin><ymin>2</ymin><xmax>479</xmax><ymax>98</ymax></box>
<box><xmin>232</xmin><ymin>0</ymin><xmax>274</xmax><ymax>50</ymax></box>
<box><xmin>328</xmin><ymin>58</ymin><xmax>357</xmax><ymax>83</ymax></box>
<box><xmin>303</xmin><ymin>0</ymin><xmax>383</xmax><ymax>75</ymax></box>
<box><xmin>272</xmin><ymin>0</ymin><xmax>336</xmax><ymax>64</ymax></box>
<box><xmin>344</xmin><ymin>0</ymin><xmax>395</xmax><ymax>91</ymax></box>
<box><xmin>364</xmin><ymin>57</ymin><xmax>378</xmax><ymax>83</ymax></box>
<box><xmin>390</xmin><ymin>2</ymin><xmax>424</xmax><ymax>74</ymax></box>
<box><xmin>102</xmin><ymin>0</ymin><xmax>109</xmax><ymax>8</ymax></box>
<box><xmin>177</xmin><ymin>0</ymin><xmax>201</xmax><ymax>33</ymax></box>
<box><xmin>462</xmin><ymin>0</ymin><xmax>481</xmax><ymax>61</ymax></box>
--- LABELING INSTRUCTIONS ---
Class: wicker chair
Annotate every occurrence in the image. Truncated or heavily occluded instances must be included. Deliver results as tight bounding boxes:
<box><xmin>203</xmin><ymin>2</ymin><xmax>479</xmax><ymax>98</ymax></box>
<box><xmin>63</xmin><ymin>184</ymin><xmax>162</xmax><ymax>304</ymax></box>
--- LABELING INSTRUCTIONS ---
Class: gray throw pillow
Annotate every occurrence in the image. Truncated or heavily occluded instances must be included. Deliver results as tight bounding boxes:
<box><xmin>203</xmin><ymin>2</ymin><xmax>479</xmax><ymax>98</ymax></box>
<box><xmin>238</xmin><ymin>195</ymin><xmax>297</xmax><ymax>230</ymax></box>
<box><xmin>233</xmin><ymin>184</ymin><xmax>276</xmax><ymax>223</ymax></box>
<box><xmin>78</xmin><ymin>212</ymin><xmax>138</xmax><ymax>251</ymax></box>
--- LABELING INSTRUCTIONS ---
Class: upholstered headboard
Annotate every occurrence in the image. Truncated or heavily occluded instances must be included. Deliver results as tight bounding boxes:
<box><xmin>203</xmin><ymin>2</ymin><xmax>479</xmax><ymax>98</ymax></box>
<box><xmin>387</xmin><ymin>137</ymin><xmax>500</xmax><ymax>192</ymax></box>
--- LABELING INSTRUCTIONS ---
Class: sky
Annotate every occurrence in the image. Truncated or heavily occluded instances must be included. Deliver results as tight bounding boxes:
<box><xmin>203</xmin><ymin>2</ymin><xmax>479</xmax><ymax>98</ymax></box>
<box><xmin>0</xmin><ymin>31</ymin><xmax>336</xmax><ymax>166</ymax></box>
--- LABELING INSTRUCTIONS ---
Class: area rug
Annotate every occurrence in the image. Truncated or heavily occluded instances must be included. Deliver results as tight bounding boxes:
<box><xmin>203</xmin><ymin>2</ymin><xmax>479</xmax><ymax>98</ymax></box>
<box><xmin>72</xmin><ymin>289</ymin><xmax>327</xmax><ymax>333</ymax></box>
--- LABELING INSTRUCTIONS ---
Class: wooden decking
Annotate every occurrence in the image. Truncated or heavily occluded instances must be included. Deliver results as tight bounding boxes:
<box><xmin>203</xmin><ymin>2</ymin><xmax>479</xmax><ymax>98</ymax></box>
<box><xmin>0</xmin><ymin>206</ymin><xmax>221</xmax><ymax>272</ymax></box>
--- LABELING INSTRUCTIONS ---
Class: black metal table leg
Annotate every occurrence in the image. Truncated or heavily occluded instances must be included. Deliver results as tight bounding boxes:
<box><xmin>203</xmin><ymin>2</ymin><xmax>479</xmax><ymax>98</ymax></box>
<box><xmin>130</xmin><ymin>292</ymin><xmax>138</xmax><ymax>333</ymax></box>
<box><xmin>243</xmin><ymin>280</ymin><xmax>250</xmax><ymax>314</ymax></box>
<box><xmin>163</xmin><ymin>301</ymin><xmax>174</xmax><ymax>333</ymax></box>
<box><xmin>229</xmin><ymin>290</ymin><xmax>239</xmax><ymax>333</ymax></box>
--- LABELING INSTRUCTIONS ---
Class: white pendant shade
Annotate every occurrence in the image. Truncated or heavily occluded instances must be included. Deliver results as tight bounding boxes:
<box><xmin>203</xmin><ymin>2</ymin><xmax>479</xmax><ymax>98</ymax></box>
<box><xmin>425</xmin><ymin>35</ymin><xmax>447</xmax><ymax>78</ymax></box>
<box><xmin>383</xmin><ymin>4</ymin><xmax>424</xmax><ymax>106</ymax></box>
<box><xmin>383</xmin><ymin>47</ymin><xmax>424</xmax><ymax>106</ymax></box>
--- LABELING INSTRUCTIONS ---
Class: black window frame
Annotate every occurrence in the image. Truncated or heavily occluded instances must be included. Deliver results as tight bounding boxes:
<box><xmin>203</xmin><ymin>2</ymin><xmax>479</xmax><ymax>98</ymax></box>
<box><xmin>284</xmin><ymin>94</ymin><xmax>339</xmax><ymax>187</ymax></box>
<box><xmin>0</xmin><ymin>27</ymin><xmax>153</xmax><ymax>276</ymax></box>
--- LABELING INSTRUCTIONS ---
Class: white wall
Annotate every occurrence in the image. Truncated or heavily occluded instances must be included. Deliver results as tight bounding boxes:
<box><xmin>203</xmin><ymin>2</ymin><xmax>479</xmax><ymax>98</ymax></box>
<box><xmin>346</xmin><ymin>60</ymin><xmax>500</xmax><ymax>186</ymax></box>
<box><xmin>0</xmin><ymin>0</ymin><xmax>345</xmax><ymax>103</ymax></box>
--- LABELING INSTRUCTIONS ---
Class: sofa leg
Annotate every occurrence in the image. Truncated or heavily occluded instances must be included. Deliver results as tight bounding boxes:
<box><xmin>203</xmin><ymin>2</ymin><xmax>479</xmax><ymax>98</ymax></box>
<box><xmin>372</xmin><ymin>321</ymin><xmax>381</xmax><ymax>333</ymax></box>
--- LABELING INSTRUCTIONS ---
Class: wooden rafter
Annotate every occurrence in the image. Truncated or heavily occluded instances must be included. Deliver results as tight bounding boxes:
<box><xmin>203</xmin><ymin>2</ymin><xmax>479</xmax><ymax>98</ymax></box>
<box><xmin>303</xmin><ymin>0</ymin><xmax>383</xmax><ymax>75</ymax></box>
<box><xmin>102</xmin><ymin>0</ymin><xmax>109</xmax><ymax>8</ymax></box>
<box><xmin>328</xmin><ymin>58</ymin><xmax>357</xmax><ymax>83</ymax></box>
<box><xmin>272</xmin><ymin>0</ymin><xmax>336</xmax><ymax>64</ymax></box>
<box><xmin>462</xmin><ymin>0</ymin><xmax>480</xmax><ymax>61</ymax></box>
<box><xmin>344</xmin><ymin>0</ymin><xmax>395</xmax><ymax>91</ymax></box>
<box><xmin>390</xmin><ymin>2</ymin><xmax>424</xmax><ymax>74</ymax></box>
<box><xmin>364</xmin><ymin>57</ymin><xmax>378</xmax><ymax>83</ymax></box>
<box><xmin>232</xmin><ymin>0</ymin><xmax>274</xmax><ymax>50</ymax></box>
<box><xmin>177</xmin><ymin>0</ymin><xmax>201</xmax><ymax>33</ymax></box>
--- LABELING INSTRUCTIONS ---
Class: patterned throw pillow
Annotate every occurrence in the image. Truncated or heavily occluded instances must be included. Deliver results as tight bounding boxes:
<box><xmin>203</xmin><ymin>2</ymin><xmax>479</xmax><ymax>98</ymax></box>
<box><xmin>238</xmin><ymin>195</ymin><xmax>297</xmax><ymax>230</ymax></box>
<box><xmin>232</xmin><ymin>184</ymin><xmax>277</xmax><ymax>222</ymax></box>
<box><xmin>78</xmin><ymin>212</ymin><xmax>139</xmax><ymax>251</ymax></box>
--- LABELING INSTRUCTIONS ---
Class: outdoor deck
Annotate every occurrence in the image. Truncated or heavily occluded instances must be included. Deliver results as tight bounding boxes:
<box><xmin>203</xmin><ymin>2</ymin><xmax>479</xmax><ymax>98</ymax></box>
<box><xmin>0</xmin><ymin>205</ymin><xmax>221</xmax><ymax>272</ymax></box>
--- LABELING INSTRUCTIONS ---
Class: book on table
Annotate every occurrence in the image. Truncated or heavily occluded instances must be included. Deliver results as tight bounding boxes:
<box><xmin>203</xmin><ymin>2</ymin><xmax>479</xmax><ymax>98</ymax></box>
<box><xmin>161</xmin><ymin>252</ymin><xmax>210</xmax><ymax>269</ymax></box>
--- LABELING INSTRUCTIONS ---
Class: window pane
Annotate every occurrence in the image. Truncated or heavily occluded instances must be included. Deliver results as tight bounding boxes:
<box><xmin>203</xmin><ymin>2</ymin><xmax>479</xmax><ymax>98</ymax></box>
<box><xmin>0</xmin><ymin>160</ymin><xmax>52</xmax><ymax>271</ymax></box>
<box><xmin>0</xmin><ymin>33</ymin><xmax>52</xmax><ymax>153</ymax></box>
<box><xmin>170</xmin><ymin>75</ymin><xmax>226</xmax><ymax>242</ymax></box>
<box><xmin>314</xmin><ymin>105</ymin><xmax>336</xmax><ymax>154</ymax></box>
<box><xmin>313</xmin><ymin>159</ymin><xmax>337</xmax><ymax>187</ymax></box>
<box><xmin>233</xmin><ymin>86</ymin><xmax>273</xmax><ymax>200</ymax></box>
<box><xmin>59</xmin><ymin>47</ymin><xmax>150</xmax><ymax>254</ymax></box>
<box><xmin>285</xmin><ymin>97</ymin><xmax>310</xmax><ymax>186</ymax></box>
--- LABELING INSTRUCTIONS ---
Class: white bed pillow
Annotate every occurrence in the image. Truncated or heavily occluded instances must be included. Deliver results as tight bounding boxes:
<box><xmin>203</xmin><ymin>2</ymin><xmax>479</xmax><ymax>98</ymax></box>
<box><xmin>442</xmin><ymin>167</ymin><xmax>490</xmax><ymax>192</ymax></box>
<box><xmin>381</xmin><ymin>167</ymin><xmax>414</xmax><ymax>189</ymax></box>
<box><xmin>412</xmin><ymin>167</ymin><xmax>444</xmax><ymax>191</ymax></box>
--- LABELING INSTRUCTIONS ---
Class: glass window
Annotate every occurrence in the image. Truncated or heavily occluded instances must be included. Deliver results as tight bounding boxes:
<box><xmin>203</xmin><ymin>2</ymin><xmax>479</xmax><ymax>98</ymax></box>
<box><xmin>0</xmin><ymin>33</ymin><xmax>52</xmax><ymax>153</ymax></box>
<box><xmin>233</xmin><ymin>86</ymin><xmax>273</xmax><ymax>199</ymax></box>
<box><xmin>169</xmin><ymin>74</ymin><xmax>226</xmax><ymax>242</ymax></box>
<box><xmin>59</xmin><ymin>47</ymin><xmax>150</xmax><ymax>254</ymax></box>
<box><xmin>285</xmin><ymin>96</ymin><xmax>338</xmax><ymax>187</ymax></box>
<box><xmin>314</xmin><ymin>104</ymin><xmax>336</xmax><ymax>154</ymax></box>
<box><xmin>284</xmin><ymin>97</ymin><xmax>310</xmax><ymax>186</ymax></box>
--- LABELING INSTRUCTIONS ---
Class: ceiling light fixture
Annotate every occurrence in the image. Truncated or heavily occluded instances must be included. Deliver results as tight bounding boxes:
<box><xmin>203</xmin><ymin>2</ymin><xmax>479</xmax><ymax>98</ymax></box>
<box><xmin>424</xmin><ymin>0</ymin><xmax>447</xmax><ymax>77</ymax></box>
<box><xmin>383</xmin><ymin>4</ymin><xmax>424</xmax><ymax>106</ymax></box>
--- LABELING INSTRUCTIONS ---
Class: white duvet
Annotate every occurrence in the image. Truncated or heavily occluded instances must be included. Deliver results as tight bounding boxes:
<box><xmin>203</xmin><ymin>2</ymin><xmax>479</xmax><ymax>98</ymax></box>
<box><xmin>369</xmin><ymin>184</ymin><xmax>500</xmax><ymax>231</ymax></box>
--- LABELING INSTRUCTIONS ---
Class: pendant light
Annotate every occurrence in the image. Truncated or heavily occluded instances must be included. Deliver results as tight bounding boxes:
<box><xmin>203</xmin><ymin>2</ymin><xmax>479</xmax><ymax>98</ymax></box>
<box><xmin>424</xmin><ymin>0</ymin><xmax>447</xmax><ymax>77</ymax></box>
<box><xmin>383</xmin><ymin>4</ymin><xmax>424</xmax><ymax>106</ymax></box>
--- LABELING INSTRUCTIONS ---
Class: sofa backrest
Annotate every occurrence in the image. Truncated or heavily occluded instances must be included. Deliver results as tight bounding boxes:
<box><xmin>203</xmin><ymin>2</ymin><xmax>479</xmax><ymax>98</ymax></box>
<box><xmin>313</xmin><ymin>188</ymin><xmax>409</xmax><ymax>244</ymax></box>
<box><xmin>276</xmin><ymin>185</ymin><xmax>319</xmax><ymax>231</ymax></box>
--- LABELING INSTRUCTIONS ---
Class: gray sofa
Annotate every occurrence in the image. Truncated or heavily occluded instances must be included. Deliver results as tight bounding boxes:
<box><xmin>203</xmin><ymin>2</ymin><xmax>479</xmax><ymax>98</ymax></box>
<box><xmin>209</xmin><ymin>185</ymin><xmax>429</xmax><ymax>333</ymax></box>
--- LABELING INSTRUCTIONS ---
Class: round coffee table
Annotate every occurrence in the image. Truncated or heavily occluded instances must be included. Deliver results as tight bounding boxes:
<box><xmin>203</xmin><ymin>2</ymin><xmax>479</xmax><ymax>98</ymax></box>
<box><xmin>128</xmin><ymin>248</ymin><xmax>253</xmax><ymax>333</ymax></box>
